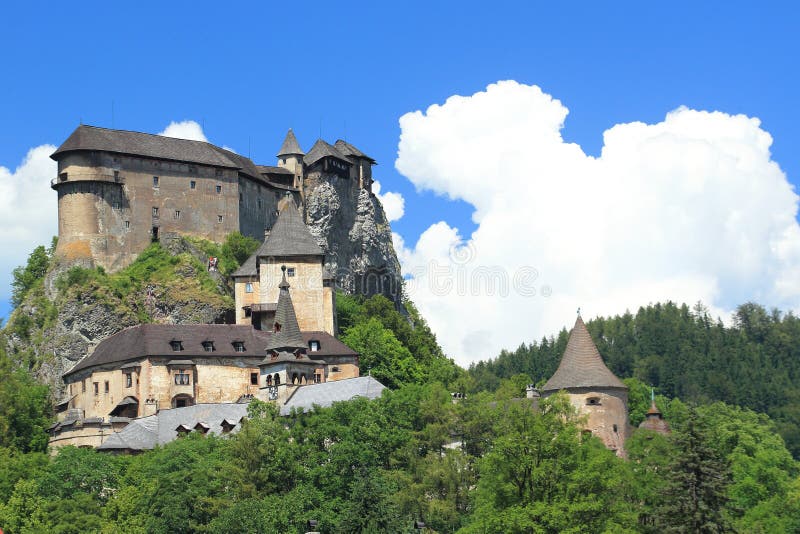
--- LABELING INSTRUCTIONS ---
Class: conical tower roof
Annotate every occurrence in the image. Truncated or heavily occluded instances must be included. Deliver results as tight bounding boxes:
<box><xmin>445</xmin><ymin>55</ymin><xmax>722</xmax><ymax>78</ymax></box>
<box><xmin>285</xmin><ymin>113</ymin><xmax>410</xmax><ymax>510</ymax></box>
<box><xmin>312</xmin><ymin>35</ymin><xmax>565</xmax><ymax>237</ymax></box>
<box><xmin>639</xmin><ymin>400</ymin><xmax>671</xmax><ymax>434</ymax></box>
<box><xmin>277</xmin><ymin>129</ymin><xmax>304</xmax><ymax>157</ymax></box>
<box><xmin>542</xmin><ymin>316</ymin><xmax>626</xmax><ymax>392</ymax></box>
<box><xmin>259</xmin><ymin>201</ymin><xmax>324</xmax><ymax>257</ymax></box>
<box><xmin>264</xmin><ymin>266</ymin><xmax>307</xmax><ymax>353</ymax></box>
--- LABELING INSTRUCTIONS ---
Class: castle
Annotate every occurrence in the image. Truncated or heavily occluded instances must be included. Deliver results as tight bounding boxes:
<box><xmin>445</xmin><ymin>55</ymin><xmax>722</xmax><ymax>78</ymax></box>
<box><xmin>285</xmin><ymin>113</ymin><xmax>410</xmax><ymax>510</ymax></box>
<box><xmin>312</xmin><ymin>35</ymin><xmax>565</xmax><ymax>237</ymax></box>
<box><xmin>49</xmin><ymin>125</ymin><xmax>399</xmax><ymax>301</ymax></box>
<box><xmin>48</xmin><ymin>200</ymin><xmax>383</xmax><ymax>451</ymax></box>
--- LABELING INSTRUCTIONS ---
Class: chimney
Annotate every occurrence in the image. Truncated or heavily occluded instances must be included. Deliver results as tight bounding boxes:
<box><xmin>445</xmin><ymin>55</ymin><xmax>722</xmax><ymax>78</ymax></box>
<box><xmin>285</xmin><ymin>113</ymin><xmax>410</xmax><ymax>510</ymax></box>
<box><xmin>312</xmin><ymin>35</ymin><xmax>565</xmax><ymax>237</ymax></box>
<box><xmin>526</xmin><ymin>384</ymin><xmax>540</xmax><ymax>399</ymax></box>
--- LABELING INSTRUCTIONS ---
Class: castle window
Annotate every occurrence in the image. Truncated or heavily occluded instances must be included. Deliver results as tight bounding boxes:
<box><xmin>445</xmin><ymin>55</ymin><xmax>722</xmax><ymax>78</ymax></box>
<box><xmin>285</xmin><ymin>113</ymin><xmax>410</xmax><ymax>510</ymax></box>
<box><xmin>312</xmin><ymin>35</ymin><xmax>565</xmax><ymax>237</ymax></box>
<box><xmin>239</xmin><ymin>193</ymin><xmax>243</xmax><ymax>202</ymax></box>
<box><xmin>257</xmin><ymin>198</ymin><xmax>263</xmax><ymax>209</ymax></box>
<box><xmin>314</xmin><ymin>372</ymin><xmax>322</xmax><ymax>384</ymax></box>
<box><xmin>244</xmin><ymin>306</ymin><xmax>251</xmax><ymax>317</ymax></box>
<box><xmin>174</xmin><ymin>210</ymin><xmax>181</xmax><ymax>220</ymax></box>
<box><xmin>153</xmin><ymin>176</ymin><xmax>159</xmax><ymax>188</ymax></box>
<box><xmin>170</xmin><ymin>340</ymin><xmax>184</xmax><ymax>352</ymax></box>
<box><xmin>202</xmin><ymin>341</ymin><xmax>215</xmax><ymax>352</ymax></box>
<box><xmin>250</xmin><ymin>372</ymin><xmax>258</xmax><ymax>385</ymax></box>
<box><xmin>190</xmin><ymin>180</ymin><xmax>196</xmax><ymax>190</ymax></box>
<box><xmin>586</xmin><ymin>397</ymin><xmax>601</xmax><ymax>406</ymax></box>
<box><xmin>281</xmin><ymin>158</ymin><xmax>286</xmax><ymax>164</ymax></box>
<box><xmin>82</xmin><ymin>380</ymin><xmax>86</xmax><ymax>393</ymax></box>
<box><xmin>233</xmin><ymin>341</ymin><xmax>245</xmax><ymax>352</ymax></box>
<box><xmin>125</xmin><ymin>373</ymin><xmax>132</xmax><ymax>388</ymax></box>
<box><xmin>104</xmin><ymin>381</ymin><xmax>109</xmax><ymax>394</ymax></box>
<box><xmin>175</xmin><ymin>372</ymin><xmax>190</xmax><ymax>386</ymax></box>
<box><xmin>245</xmin><ymin>282</ymin><xmax>253</xmax><ymax>293</ymax></box>
<box><xmin>114</xmin><ymin>170</ymin><xmax>120</xmax><ymax>181</ymax></box>
<box><xmin>93</xmin><ymin>382</ymin><xmax>98</xmax><ymax>395</ymax></box>
<box><xmin>331</xmin><ymin>366</ymin><xmax>339</xmax><ymax>372</ymax></box>
<box><xmin>613</xmin><ymin>424</ymin><xmax>619</xmax><ymax>433</ymax></box>
<box><xmin>309</xmin><ymin>340</ymin><xmax>320</xmax><ymax>352</ymax></box>
<box><xmin>112</xmin><ymin>201</ymin><xmax>120</xmax><ymax>210</ymax></box>
<box><xmin>59</xmin><ymin>172</ymin><xmax>68</xmax><ymax>182</ymax></box>
<box><xmin>287</xmin><ymin>267</ymin><xmax>296</xmax><ymax>277</ymax></box>
<box><xmin>266</xmin><ymin>375</ymin><xmax>272</xmax><ymax>386</ymax></box>
<box><xmin>220</xmin><ymin>419</ymin><xmax>235</xmax><ymax>433</ymax></box>
<box><xmin>152</xmin><ymin>207</ymin><xmax>159</xmax><ymax>217</ymax></box>
<box><xmin>125</xmin><ymin>221</ymin><xmax>130</xmax><ymax>229</ymax></box>
<box><xmin>216</xmin><ymin>185</ymin><xmax>222</xmax><ymax>194</ymax></box>
<box><xmin>218</xmin><ymin>215</ymin><xmax>223</xmax><ymax>223</ymax></box>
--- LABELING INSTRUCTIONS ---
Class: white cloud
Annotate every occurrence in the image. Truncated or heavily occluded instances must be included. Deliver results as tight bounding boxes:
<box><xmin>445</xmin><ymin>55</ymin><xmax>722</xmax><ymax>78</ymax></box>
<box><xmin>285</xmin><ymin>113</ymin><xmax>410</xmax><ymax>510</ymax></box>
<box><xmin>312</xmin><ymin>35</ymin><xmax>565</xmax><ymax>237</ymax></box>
<box><xmin>373</xmin><ymin>180</ymin><xmax>405</xmax><ymax>222</ymax></box>
<box><xmin>0</xmin><ymin>145</ymin><xmax>58</xmax><ymax>299</ymax></box>
<box><xmin>158</xmin><ymin>120</ymin><xmax>208</xmax><ymax>142</ymax></box>
<box><xmin>395</xmin><ymin>80</ymin><xmax>800</xmax><ymax>366</ymax></box>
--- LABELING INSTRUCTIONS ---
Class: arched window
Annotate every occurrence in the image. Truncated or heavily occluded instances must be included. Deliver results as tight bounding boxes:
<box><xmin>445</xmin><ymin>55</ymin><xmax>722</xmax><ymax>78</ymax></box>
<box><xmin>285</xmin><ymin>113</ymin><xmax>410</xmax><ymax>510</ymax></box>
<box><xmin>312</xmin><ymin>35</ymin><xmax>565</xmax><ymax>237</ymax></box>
<box><xmin>301</xmin><ymin>374</ymin><xmax>307</xmax><ymax>385</ymax></box>
<box><xmin>292</xmin><ymin>373</ymin><xmax>298</xmax><ymax>385</ymax></box>
<box><xmin>274</xmin><ymin>374</ymin><xmax>280</xmax><ymax>385</ymax></box>
<box><xmin>266</xmin><ymin>375</ymin><xmax>273</xmax><ymax>386</ymax></box>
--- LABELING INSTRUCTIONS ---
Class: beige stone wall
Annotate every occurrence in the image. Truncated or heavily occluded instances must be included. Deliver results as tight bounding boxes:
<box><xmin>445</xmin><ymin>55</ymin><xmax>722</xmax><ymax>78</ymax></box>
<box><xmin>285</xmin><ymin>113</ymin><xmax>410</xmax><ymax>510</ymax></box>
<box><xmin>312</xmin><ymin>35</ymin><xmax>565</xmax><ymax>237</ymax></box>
<box><xmin>62</xmin><ymin>367</ymin><xmax>142</xmax><ymax>420</ymax></box>
<box><xmin>234</xmin><ymin>277</ymin><xmax>260</xmax><ymax>324</ymax></box>
<box><xmin>558</xmin><ymin>388</ymin><xmax>630</xmax><ymax>456</ymax></box>
<box><xmin>259</xmin><ymin>257</ymin><xmax>332</xmax><ymax>333</ymax></box>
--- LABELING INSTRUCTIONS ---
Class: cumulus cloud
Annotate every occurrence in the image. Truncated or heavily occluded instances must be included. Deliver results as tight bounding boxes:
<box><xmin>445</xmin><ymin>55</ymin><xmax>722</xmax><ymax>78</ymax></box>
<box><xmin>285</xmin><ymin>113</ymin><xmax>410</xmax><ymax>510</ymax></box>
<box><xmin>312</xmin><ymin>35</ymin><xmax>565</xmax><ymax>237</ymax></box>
<box><xmin>395</xmin><ymin>80</ymin><xmax>800</xmax><ymax>366</ymax></box>
<box><xmin>373</xmin><ymin>180</ymin><xmax>405</xmax><ymax>222</ymax></box>
<box><xmin>158</xmin><ymin>120</ymin><xmax>208</xmax><ymax>142</ymax></box>
<box><xmin>0</xmin><ymin>145</ymin><xmax>58</xmax><ymax>299</ymax></box>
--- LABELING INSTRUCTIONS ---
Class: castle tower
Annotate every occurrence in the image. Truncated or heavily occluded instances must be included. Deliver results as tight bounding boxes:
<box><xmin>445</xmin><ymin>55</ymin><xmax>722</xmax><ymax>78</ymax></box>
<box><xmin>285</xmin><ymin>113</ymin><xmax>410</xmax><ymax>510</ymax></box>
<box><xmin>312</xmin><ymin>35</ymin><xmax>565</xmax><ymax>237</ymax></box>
<box><xmin>258</xmin><ymin>266</ymin><xmax>325</xmax><ymax>401</ymax></box>
<box><xmin>232</xmin><ymin>201</ymin><xmax>335</xmax><ymax>335</ymax></box>
<box><xmin>542</xmin><ymin>315</ymin><xmax>629</xmax><ymax>455</ymax></box>
<box><xmin>277</xmin><ymin>129</ymin><xmax>305</xmax><ymax>189</ymax></box>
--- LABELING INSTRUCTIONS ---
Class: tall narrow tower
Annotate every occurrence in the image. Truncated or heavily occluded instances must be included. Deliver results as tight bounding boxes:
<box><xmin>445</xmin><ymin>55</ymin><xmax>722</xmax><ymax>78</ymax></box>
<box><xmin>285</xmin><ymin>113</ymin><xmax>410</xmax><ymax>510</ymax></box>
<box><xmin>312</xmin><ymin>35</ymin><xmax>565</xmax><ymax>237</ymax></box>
<box><xmin>541</xmin><ymin>315</ymin><xmax>629</xmax><ymax>455</ymax></box>
<box><xmin>277</xmin><ymin>129</ymin><xmax>305</xmax><ymax>189</ymax></box>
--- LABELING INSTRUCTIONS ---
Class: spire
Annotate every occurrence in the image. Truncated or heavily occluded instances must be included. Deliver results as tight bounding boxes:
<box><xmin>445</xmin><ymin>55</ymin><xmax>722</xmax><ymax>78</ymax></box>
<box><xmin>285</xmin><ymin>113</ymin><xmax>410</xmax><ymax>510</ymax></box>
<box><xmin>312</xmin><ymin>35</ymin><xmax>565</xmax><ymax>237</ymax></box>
<box><xmin>264</xmin><ymin>266</ymin><xmax>306</xmax><ymax>353</ymax></box>
<box><xmin>542</xmin><ymin>316</ymin><xmax>627</xmax><ymax>392</ymax></box>
<box><xmin>277</xmin><ymin>128</ymin><xmax>304</xmax><ymax>157</ymax></box>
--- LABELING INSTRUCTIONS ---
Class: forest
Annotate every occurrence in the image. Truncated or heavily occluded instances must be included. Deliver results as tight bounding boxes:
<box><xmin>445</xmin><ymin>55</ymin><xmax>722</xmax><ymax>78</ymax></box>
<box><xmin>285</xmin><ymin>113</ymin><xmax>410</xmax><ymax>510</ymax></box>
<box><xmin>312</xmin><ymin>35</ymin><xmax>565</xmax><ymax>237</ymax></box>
<box><xmin>0</xmin><ymin>244</ymin><xmax>799</xmax><ymax>532</ymax></box>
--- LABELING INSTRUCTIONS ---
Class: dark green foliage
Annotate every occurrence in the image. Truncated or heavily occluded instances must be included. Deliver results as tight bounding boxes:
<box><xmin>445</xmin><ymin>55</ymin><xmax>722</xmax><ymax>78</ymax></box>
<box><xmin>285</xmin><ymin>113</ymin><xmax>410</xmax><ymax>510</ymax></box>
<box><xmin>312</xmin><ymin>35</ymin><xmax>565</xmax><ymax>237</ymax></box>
<box><xmin>655</xmin><ymin>409</ymin><xmax>733</xmax><ymax>533</ymax></box>
<box><xmin>0</xmin><ymin>351</ymin><xmax>51</xmax><ymax>453</ymax></box>
<box><xmin>220</xmin><ymin>231</ymin><xmax>260</xmax><ymax>272</ymax></box>
<box><xmin>471</xmin><ymin>301</ymin><xmax>800</xmax><ymax>457</ymax></box>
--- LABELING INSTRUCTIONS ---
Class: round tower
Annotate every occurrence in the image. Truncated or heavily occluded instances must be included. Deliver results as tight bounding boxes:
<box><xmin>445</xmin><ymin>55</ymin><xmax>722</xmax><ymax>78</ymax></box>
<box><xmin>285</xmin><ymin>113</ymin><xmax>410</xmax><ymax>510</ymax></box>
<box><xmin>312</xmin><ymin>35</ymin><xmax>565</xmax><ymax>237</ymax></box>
<box><xmin>541</xmin><ymin>315</ymin><xmax>629</xmax><ymax>455</ymax></box>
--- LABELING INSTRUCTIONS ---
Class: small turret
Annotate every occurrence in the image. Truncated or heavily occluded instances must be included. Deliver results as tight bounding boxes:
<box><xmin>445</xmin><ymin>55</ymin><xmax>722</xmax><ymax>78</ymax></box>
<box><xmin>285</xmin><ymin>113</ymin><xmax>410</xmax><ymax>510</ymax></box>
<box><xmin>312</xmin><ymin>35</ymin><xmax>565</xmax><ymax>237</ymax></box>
<box><xmin>277</xmin><ymin>129</ymin><xmax>304</xmax><ymax>188</ymax></box>
<box><xmin>639</xmin><ymin>390</ymin><xmax>671</xmax><ymax>435</ymax></box>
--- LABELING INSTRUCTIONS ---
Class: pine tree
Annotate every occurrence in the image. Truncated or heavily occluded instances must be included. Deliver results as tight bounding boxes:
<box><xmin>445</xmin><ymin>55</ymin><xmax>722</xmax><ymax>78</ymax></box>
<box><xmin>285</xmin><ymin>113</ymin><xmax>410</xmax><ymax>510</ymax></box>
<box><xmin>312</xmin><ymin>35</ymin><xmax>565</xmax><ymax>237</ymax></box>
<box><xmin>656</xmin><ymin>409</ymin><xmax>734</xmax><ymax>533</ymax></box>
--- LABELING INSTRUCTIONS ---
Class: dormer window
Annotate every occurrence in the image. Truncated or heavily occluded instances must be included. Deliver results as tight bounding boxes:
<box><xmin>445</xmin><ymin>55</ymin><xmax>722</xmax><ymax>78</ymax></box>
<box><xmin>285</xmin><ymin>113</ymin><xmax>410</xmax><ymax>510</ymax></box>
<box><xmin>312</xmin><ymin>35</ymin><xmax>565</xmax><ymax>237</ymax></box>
<box><xmin>220</xmin><ymin>419</ymin><xmax>235</xmax><ymax>433</ymax></box>
<box><xmin>274</xmin><ymin>323</ymin><xmax>281</xmax><ymax>333</ymax></box>
<box><xmin>202</xmin><ymin>341</ymin><xmax>215</xmax><ymax>352</ymax></box>
<box><xmin>170</xmin><ymin>341</ymin><xmax>183</xmax><ymax>352</ymax></box>
<box><xmin>309</xmin><ymin>340</ymin><xmax>320</xmax><ymax>352</ymax></box>
<box><xmin>233</xmin><ymin>342</ymin><xmax>245</xmax><ymax>352</ymax></box>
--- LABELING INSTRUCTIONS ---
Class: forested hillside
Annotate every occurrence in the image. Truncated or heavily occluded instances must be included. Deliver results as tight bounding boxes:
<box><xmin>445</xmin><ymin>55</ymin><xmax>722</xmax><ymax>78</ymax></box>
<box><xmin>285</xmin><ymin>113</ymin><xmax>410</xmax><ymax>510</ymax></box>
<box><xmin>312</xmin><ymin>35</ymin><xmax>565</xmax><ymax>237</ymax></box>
<box><xmin>469</xmin><ymin>302</ymin><xmax>800</xmax><ymax>457</ymax></box>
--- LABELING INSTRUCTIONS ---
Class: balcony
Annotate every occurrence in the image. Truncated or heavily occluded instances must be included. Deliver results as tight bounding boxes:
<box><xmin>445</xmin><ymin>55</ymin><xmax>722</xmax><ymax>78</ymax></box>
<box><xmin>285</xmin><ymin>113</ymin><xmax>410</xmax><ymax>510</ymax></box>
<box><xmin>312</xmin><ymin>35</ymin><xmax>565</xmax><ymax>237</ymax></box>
<box><xmin>50</xmin><ymin>171</ymin><xmax>125</xmax><ymax>189</ymax></box>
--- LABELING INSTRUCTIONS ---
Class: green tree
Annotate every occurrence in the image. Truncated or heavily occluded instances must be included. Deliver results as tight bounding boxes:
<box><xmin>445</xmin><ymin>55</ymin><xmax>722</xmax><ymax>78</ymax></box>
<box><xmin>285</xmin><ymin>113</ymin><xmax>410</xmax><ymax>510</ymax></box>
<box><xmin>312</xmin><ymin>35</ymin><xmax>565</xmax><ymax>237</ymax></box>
<box><xmin>11</xmin><ymin>245</ymin><xmax>50</xmax><ymax>307</ymax></box>
<box><xmin>342</xmin><ymin>317</ymin><xmax>423</xmax><ymax>388</ymax></box>
<box><xmin>656</xmin><ymin>409</ymin><xmax>733</xmax><ymax>533</ymax></box>
<box><xmin>0</xmin><ymin>352</ymin><xmax>51</xmax><ymax>453</ymax></box>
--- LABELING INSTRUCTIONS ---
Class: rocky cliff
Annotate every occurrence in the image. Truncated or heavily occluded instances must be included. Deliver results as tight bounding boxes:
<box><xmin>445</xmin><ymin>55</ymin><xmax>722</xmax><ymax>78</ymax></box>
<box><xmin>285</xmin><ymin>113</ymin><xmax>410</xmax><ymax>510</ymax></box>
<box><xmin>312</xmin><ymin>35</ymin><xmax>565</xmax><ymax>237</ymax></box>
<box><xmin>305</xmin><ymin>179</ymin><xmax>403</xmax><ymax>305</ymax></box>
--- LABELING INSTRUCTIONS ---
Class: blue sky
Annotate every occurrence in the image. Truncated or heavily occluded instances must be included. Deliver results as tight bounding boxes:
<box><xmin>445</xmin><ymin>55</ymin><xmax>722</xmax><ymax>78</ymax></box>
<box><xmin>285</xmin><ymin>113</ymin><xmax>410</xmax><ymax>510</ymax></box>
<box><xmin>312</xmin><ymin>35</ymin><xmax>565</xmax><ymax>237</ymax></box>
<box><xmin>1</xmin><ymin>2</ymin><xmax>799</xmax><ymax>362</ymax></box>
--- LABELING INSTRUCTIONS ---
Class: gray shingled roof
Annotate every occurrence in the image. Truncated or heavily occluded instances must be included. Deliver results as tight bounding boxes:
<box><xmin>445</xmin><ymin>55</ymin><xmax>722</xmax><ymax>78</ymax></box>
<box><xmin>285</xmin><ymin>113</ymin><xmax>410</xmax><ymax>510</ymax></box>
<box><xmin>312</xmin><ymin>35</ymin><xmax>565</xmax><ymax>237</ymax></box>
<box><xmin>277</xmin><ymin>129</ymin><xmax>304</xmax><ymax>156</ymax></box>
<box><xmin>542</xmin><ymin>316</ymin><xmax>626</xmax><ymax>392</ymax></box>
<box><xmin>260</xmin><ymin>203</ymin><xmax>324</xmax><ymax>257</ymax></box>
<box><xmin>264</xmin><ymin>269</ymin><xmax>307</xmax><ymax>352</ymax></box>
<box><xmin>98</xmin><ymin>403</ymin><xmax>248</xmax><ymax>451</ymax></box>
<box><xmin>280</xmin><ymin>376</ymin><xmax>385</xmax><ymax>415</ymax></box>
<box><xmin>334</xmin><ymin>139</ymin><xmax>376</xmax><ymax>163</ymax></box>
<box><xmin>64</xmin><ymin>325</ymin><xmax>355</xmax><ymax>378</ymax></box>
<box><xmin>303</xmin><ymin>139</ymin><xmax>353</xmax><ymax>167</ymax></box>
<box><xmin>257</xmin><ymin>165</ymin><xmax>294</xmax><ymax>176</ymax></box>
<box><xmin>233</xmin><ymin>203</ymin><xmax>324</xmax><ymax>277</ymax></box>
<box><xmin>51</xmin><ymin>125</ymin><xmax>270</xmax><ymax>182</ymax></box>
